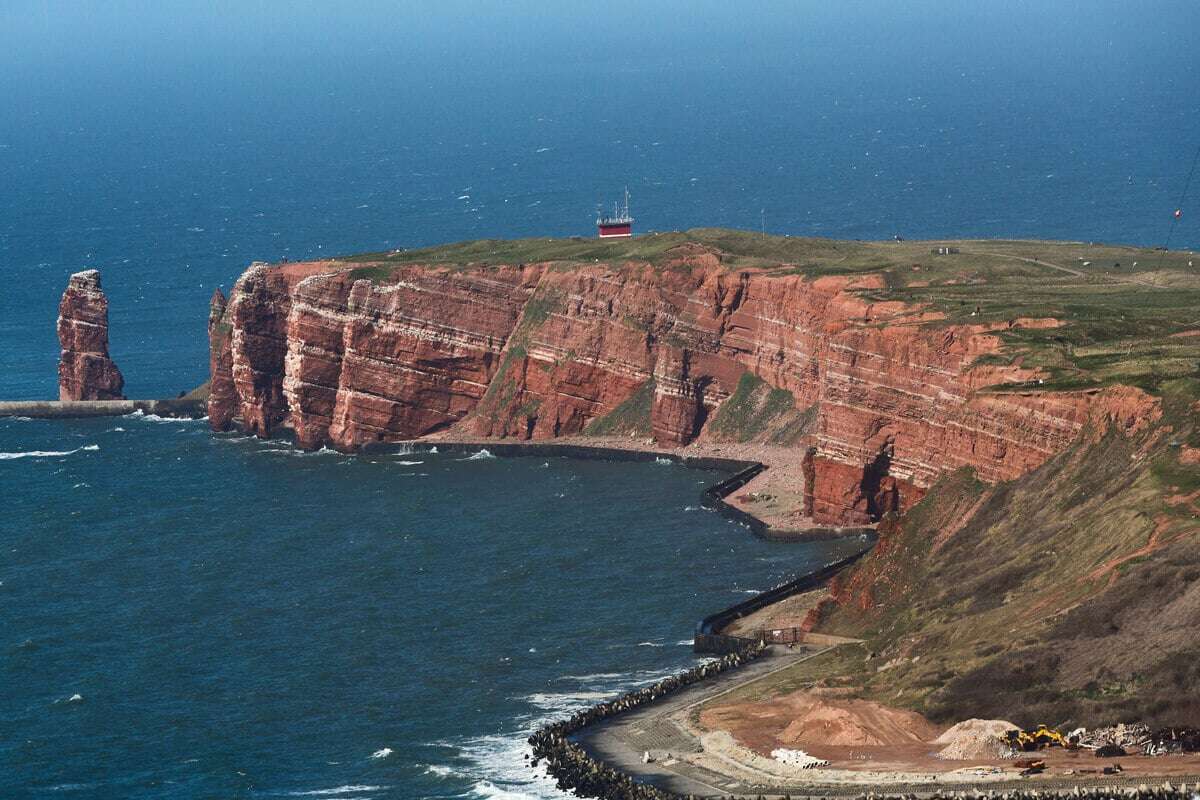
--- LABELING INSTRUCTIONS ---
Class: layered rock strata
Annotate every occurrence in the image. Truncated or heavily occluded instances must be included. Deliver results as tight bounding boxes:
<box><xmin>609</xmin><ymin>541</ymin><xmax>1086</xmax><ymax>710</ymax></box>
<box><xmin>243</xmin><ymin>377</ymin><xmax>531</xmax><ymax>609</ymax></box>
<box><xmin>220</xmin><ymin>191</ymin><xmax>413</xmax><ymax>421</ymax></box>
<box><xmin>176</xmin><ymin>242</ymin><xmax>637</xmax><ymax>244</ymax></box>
<box><xmin>210</xmin><ymin>254</ymin><xmax>1157</xmax><ymax>525</ymax></box>
<box><xmin>58</xmin><ymin>269</ymin><xmax>125</xmax><ymax>401</ymax></box>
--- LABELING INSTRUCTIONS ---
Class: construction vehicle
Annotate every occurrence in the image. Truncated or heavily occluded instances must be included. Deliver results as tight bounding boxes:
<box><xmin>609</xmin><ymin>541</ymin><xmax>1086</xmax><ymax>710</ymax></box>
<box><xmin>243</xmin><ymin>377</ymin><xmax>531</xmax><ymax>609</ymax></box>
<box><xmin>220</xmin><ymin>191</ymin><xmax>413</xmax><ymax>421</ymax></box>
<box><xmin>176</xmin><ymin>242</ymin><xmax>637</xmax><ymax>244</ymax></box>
<box><xmin>1005</xmin><ymin>724</ymin><xmax>1074</xmax><ymax>751</ymax></box>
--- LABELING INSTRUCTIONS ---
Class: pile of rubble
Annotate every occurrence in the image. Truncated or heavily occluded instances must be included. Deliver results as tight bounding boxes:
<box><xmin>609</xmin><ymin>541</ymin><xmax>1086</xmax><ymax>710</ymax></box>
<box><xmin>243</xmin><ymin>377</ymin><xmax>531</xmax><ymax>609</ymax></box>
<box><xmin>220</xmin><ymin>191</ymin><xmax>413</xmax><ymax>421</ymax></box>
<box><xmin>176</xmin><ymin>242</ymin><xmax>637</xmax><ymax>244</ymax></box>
<box><xmin>770</xmin><ymin>747</ymin><xmax>830</xmax><ymax>769</ymax></box>
<box><xmin>1072</xmin><ymin>724</ymin><xmax>1200</xmax><ymax>757</ymax></box>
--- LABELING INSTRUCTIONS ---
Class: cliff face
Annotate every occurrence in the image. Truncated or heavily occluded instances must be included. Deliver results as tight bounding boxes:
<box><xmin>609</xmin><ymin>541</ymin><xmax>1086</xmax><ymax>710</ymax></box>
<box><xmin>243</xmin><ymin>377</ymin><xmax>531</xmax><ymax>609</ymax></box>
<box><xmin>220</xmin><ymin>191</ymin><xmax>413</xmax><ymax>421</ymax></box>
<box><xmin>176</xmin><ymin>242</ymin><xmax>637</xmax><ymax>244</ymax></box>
<box><xmin>209</xmin><ymin>251</ymin><xmax>1157</xmax><ymax>524</ymax></box>
<box><xmin>58</xmin><ymin>269</ymin><xmax>125</xmax><ymax>401</ymax></box>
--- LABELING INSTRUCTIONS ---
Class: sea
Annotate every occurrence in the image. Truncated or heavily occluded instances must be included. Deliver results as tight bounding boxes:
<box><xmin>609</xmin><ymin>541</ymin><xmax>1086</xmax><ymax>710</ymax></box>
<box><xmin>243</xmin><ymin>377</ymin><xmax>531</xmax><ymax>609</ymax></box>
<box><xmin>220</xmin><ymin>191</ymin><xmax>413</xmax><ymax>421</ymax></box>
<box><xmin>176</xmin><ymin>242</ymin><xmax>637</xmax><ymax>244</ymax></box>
<box><xmin>0</xmin><ymin>2</ymin><xmax>1197</xmax><ymax>798</ymax></box>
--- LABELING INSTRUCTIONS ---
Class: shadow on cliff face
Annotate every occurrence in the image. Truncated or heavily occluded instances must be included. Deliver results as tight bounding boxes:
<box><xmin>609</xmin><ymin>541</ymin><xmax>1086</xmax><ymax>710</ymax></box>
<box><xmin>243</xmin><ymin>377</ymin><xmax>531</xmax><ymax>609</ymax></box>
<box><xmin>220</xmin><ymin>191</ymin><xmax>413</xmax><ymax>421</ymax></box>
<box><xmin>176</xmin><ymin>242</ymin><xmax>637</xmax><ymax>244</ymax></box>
<box><xmin>815</xmin><ymin>377</ymin><xmax>1200</xmax><ymax>729</ymax></box>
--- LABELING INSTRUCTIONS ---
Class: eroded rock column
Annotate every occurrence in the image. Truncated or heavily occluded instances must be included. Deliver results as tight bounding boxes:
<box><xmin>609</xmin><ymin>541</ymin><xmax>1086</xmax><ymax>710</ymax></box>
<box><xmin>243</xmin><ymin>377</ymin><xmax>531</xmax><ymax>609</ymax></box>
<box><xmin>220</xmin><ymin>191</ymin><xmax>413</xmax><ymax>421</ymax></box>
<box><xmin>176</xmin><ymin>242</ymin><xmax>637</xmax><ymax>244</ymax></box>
<box><xmin>57</xmin><ymin>269</ymin><xmax>125</xmax><ymax>401</ymax></box>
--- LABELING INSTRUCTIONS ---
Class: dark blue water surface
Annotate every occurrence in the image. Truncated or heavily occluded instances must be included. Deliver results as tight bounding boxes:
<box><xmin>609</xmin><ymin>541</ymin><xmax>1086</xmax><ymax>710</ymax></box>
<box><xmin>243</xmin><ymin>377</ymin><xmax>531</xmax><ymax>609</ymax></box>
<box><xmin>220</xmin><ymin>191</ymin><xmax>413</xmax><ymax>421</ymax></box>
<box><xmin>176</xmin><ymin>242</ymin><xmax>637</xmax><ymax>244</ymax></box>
<box><xmin>2</xmin><ymin>2</ymin><xmax>1199</xmax><ymax>400</ymax></box>
<box><xmin>0</xmin><ymin>416</ymin><xmax>864</xmax><ymax>799</ymax></box>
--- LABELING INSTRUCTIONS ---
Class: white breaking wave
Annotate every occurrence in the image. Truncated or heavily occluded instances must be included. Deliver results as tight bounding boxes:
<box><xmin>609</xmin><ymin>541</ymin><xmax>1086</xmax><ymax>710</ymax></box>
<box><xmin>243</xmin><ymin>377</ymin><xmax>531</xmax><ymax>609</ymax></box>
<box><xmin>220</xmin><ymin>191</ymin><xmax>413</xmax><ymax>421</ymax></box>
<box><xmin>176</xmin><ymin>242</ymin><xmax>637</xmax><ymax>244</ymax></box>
<box><xmin>428</xmin><ymin>446</ymin><xmax>438</xmax><ymax>454</ymax></box>
<box><xmin>653</xmin><ymin>457</ymin><xmax>673</xmax><ymax>465</ymax></box>
<box><xmin>423</xmin><ymin>764</ymin><xmax>459</xmax><ymax>778</ymax></box>
<box><xmin>637</xmin><ymin>641</ymin><xmax>665</xmax><ymax>647</ymax></box>
<box><xmin>446</xmin><ymin>664</ymin><xmax>691</xmax><ymax>800</ymax></box>
<box><xmin>470</xmin><ymin>779</ymin><xmax>547</xmax><ymax>800</ymax></box>
<box><xmin>458</xmin><ymin>449</ymin><xmax>496</xmax><ymax>461</ymax></box>
<box><xmin>369</xmin><ymin>748</ymin><xmax>392</xmax><ymax>760</ymax></box>
<box><xmin>451</xmin><ymin>733</ymin><xmax>562</xmax><ymax>800</ymax></box>
<box><xmin>279</xmin><ymin>786</ymin><xmax>387</xmax><ymax>797</ymax></box>
<box><xmin>0</xmin><ymin>444</ymin><xmax>98</xmax><ymax>460</ymax></box>
<box><xmin>393</xmin><ymin>460</ymin><xmax>423</xmax><ymax>466</ymax></box>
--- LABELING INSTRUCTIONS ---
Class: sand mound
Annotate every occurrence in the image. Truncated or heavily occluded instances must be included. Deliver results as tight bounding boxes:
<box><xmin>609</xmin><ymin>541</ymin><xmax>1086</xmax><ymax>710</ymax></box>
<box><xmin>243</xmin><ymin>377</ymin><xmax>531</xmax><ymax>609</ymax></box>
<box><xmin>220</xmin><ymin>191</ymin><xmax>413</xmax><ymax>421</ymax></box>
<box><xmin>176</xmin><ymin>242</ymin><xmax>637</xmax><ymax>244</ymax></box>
<box><xmin>934</xmin><ymin>719</ymin><xmax>1018</xmax><ymax>760</ymax></box>
<box><xmin>775</xmin><ymin>697</ymin><xmax>939</xmax><ymax>747</ymax></box>
<box><xmin>700</xmin><ymin>690</ymin><xmax>940</xmax><ymax>754</ymax></box>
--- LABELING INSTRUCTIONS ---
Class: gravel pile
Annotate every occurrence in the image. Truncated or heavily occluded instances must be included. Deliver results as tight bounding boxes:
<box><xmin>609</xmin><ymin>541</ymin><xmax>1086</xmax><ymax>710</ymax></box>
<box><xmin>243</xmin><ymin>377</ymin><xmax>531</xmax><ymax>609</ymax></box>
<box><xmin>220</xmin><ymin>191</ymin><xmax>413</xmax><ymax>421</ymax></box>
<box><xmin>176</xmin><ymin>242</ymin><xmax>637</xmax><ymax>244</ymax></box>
<box><xmin>935</xmin><ymin>718</ymin><xmax>1020</xmax><ymax>760</ymax></box>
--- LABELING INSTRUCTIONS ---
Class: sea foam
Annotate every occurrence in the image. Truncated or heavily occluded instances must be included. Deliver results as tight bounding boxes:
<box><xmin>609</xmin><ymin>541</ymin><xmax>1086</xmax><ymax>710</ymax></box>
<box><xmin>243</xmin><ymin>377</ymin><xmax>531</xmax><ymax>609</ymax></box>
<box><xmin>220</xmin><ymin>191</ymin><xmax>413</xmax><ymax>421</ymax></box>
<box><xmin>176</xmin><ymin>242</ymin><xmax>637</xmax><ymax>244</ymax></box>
<box><xmin>0</xmin><ymin>444</ymin><xmax>98</xmax><ymax>460</ymax></box>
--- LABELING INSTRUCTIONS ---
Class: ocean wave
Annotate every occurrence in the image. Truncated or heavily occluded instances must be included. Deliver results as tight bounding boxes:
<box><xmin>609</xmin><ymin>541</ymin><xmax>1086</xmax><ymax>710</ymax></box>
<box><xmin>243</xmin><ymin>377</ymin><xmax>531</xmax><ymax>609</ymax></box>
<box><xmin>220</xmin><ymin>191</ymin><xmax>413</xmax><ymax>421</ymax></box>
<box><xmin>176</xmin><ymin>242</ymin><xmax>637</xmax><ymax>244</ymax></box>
<box><xmin>277</xmin><ymin>785</ymin><xmax>386</xmax><ymax>797</ymax></box>
<box><xmin>0</xmin><ymin>444</ymin><xmax>98</xmax><ymax>460</ymax></box>
<box><xmin>423</xmin><ymin>764</ymin><xmax>460</xmax><ymax>778</ymax></box>
<box><xmin>450</xmin><ymin>734</ymin><xmax>561</xmax><ymax>800</ymax></box>
<box><xmin>369</xmin><ymin>748</ymin><xmax>392</xmax><ymax>760</ymax></box>
<box><xmin>653</xmin><ymin>457</ymin><xmax>673</xmax><ymax>465</ymax></box>
<box><xmin>393</xmin><ymin>460</ymin><xmax>423</xmax><ymax>466</ymax></box>
<box><xmin>469</xmin><ymin>779</ymin><xmax>547</xmax><ymax>800</ymax></box>
<box><xmin>458</xmin><ymin>449</ymin><xmax>496</xmax><ymax>461</ymax></box>
<box><xmin>522</xmin><ymin>690</ymin><xmax>621</xmax><ymax>713</ymax></box>
<box><xmin>637</xmin><ymin>640</ymin><xmax>665</xmax><ymax>647</ymax></box>
<box><xmin>125</xmin><ymin>410</ymin><xmax>206</xmax><ymax>424</ymax></box>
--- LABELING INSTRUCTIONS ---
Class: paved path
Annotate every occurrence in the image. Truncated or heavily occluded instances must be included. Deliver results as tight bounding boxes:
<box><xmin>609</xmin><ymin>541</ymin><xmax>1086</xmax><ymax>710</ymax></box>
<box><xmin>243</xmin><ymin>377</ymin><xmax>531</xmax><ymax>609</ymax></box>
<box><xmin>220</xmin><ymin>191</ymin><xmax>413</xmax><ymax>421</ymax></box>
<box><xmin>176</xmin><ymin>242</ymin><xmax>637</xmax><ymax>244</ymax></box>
<box><xmin>575</xmin><ymin>644</ymin><xmax>832</xmax><ymax>797</ymax></box>
<box><xmin>961</xmin><ymin>249</ymin><xmax>1166</xmax><ymax>289</ymax></box>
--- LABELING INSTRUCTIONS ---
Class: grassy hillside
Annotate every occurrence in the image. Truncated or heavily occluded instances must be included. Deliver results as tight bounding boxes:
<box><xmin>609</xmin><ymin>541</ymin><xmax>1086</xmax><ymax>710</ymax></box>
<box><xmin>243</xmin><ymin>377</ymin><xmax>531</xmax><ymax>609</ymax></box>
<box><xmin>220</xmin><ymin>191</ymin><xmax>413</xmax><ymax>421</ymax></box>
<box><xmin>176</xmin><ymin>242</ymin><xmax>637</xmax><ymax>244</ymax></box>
<box><xmin>743</xmin><ymin>377</ymin><xmax>1200</xmax><ymax>729</ymax></box>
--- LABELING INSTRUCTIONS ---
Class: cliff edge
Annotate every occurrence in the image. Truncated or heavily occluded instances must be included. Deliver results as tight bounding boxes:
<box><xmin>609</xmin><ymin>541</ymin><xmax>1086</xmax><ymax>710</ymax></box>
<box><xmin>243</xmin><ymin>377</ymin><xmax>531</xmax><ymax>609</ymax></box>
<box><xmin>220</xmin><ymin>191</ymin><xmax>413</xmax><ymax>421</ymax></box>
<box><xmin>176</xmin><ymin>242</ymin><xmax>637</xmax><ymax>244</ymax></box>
<box><xmin>207</xmin><ymin>231</ymin><xmax>1185</xmax><ymax>529</ymax></box>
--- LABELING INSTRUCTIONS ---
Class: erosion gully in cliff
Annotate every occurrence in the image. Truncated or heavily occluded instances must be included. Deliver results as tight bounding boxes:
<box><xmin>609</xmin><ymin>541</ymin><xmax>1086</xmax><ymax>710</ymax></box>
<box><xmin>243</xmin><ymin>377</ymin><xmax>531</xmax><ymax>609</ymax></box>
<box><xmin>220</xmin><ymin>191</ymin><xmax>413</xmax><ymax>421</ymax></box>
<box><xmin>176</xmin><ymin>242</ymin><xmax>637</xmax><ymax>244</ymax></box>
<box><xmin>207</xmin><ymin>233</ymin><xmax>1163</xmax><ymax>527</ymax></box>
<box><xmin>58</xmin><ymin>269</ymin><xmax>125</xmax><ymax>402</ymax></box>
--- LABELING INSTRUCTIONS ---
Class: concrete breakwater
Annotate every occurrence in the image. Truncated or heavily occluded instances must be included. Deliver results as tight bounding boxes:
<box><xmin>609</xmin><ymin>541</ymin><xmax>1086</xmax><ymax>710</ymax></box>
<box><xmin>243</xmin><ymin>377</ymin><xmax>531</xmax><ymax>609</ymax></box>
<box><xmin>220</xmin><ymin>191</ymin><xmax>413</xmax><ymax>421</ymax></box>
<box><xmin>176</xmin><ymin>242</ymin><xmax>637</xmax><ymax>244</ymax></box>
<box><xmin>0</xmin><ymin>397</ymin><xmax>206</xmax><ymax>420</ymax></box>
<box><xmin>527</xmin><ymin>641</ymin><xmax>768</xmax><ymax>800</ymax></box>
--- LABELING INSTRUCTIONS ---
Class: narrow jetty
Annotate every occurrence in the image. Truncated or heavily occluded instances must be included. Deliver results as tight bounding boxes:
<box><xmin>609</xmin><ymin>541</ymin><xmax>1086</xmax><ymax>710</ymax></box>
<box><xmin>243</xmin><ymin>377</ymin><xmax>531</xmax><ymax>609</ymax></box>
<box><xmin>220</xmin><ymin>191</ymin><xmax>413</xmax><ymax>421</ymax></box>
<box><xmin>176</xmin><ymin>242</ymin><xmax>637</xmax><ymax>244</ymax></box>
<box><xmin>0</xmin><ymin>398</ymin><xmax>205</xmax><ymax>420</ymax></box>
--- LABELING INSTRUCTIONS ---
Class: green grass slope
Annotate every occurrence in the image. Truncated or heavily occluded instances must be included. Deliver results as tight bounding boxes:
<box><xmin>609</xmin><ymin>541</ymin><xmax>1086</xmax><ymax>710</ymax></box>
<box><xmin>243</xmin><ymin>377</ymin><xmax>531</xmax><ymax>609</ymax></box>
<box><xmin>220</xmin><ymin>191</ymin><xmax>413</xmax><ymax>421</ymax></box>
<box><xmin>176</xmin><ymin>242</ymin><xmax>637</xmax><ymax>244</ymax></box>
<box><xmin>789</xmin><ymin>377</ymin><xmax>1200</xmax><ymax>728</ymax></box>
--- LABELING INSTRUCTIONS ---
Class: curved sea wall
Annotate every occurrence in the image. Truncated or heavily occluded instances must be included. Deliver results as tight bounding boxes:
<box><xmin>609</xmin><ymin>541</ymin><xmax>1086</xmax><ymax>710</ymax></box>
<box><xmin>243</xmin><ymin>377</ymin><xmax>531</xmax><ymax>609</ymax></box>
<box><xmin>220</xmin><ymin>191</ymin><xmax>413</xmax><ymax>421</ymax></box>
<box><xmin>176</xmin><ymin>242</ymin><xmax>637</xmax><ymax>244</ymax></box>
<box><xmin>528</xmin><ymin>641</ymin><xmax>767</xmax><ymax>800</ymax></box>
<box><xmin>207</xmin><ymin>254</ymin><xmax>1159</xmax><ymax>526</ymax></box>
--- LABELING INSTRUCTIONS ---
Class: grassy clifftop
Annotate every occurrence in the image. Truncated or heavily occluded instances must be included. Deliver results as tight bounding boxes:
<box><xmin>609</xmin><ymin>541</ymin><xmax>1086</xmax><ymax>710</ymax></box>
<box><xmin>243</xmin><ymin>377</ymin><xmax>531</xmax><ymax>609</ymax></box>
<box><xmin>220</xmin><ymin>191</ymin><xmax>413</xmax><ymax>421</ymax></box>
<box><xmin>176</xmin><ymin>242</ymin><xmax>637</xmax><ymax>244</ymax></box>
<box><xmin>333</xmin><ymin>228</ymin><xmax>1200</xmax><ymax>396</ymax></box>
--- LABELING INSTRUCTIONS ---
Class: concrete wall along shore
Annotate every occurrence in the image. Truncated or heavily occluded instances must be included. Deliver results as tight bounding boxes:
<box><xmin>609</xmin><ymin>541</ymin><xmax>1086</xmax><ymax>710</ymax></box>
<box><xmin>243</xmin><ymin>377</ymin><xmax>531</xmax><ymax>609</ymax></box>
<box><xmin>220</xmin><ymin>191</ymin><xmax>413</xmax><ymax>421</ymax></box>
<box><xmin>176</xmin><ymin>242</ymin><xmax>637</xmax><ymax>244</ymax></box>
<box><xmin>0</xmin><ymin>398</ymin><xmax>207</xmax><ymax>420</ymax></box>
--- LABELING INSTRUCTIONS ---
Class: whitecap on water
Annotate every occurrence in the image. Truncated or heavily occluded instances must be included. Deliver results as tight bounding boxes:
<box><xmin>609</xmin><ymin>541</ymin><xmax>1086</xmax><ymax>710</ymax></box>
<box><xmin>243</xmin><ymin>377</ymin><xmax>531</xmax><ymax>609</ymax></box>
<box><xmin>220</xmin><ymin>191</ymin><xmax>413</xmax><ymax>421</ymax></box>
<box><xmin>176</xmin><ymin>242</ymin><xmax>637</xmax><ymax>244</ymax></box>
<box><xmin>369</xmin><ymin>748</ymin><xmax>392</xmax><ymax>760</ymax></box>
<box><xmin>423</xmin><ymin>764</ymin><xmax>459</xmax><ymax>778</ymax></box>
<box><xmin>653</xmin><ymin>457</ymin><xmax>673</xmax><ymax>465</ymax></box>
<box><xmin>0</xmin><ymin>444</ymin><xmax>99</xmax><ymax>460</ymax></box>
<box><xmin>393</xmin><ymin>460</ymin><xmax>423</xmax><ymax>466</ymax></box>
<box><xmin>278</xmin><ymin>786</ymin><xmax>386</xmax><ymax>797</ymax></box>
<box><xmin>458</xmin><ymin>449</ymin><xmax>496</xmax><ymax>461</ymax></box>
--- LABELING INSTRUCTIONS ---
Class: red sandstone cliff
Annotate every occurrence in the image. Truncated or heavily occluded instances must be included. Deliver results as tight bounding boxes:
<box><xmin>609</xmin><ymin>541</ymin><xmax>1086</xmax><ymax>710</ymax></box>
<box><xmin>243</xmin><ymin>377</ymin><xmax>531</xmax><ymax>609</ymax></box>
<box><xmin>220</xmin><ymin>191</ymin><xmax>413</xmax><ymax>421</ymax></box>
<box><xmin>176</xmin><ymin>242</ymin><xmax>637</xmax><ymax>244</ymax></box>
<box><xmin>209</xmin><ymin>253</ymin><xmax>1158</xmax><ymax>525</ymax></box>
<box><xmin>58</xmin><ymin>269</ymin><xmax>125</xmax><ymax>401</ymax></box>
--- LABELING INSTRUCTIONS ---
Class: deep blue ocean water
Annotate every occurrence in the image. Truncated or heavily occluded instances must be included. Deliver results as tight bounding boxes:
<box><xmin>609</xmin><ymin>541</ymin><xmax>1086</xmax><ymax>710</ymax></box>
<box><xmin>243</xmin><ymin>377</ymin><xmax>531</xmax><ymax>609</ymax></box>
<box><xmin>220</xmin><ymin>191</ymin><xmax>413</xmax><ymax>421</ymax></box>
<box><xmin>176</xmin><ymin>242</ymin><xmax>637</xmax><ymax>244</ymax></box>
<box><xmin>2</xmin><ymin>3</ymin><xmax>1199</xmax><ymax>798</ymax></box>
<box><xmin>1</xmin><ymin>2</ymin><xmax>1198</xmax><ymax>400</ymax></box>
<box><xmin>0</xmin><ymin>416</ymin><xmax>863</xmax><ymax>799</ymax></box>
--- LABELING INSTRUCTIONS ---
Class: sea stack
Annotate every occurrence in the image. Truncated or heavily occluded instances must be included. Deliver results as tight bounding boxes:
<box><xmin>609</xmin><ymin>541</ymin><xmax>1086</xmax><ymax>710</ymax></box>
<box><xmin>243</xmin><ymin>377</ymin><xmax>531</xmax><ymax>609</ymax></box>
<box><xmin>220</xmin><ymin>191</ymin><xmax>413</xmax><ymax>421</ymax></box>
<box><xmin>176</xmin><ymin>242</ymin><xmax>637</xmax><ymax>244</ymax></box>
<box><xmin>207</xmin><ymin>287</ymin><xmax>237</xmax><ymax>431</ymax></box>
<box><xmin>57</xmin><ymin>269</ymin><xmax>125</xmax><ymax>401</ymax></box>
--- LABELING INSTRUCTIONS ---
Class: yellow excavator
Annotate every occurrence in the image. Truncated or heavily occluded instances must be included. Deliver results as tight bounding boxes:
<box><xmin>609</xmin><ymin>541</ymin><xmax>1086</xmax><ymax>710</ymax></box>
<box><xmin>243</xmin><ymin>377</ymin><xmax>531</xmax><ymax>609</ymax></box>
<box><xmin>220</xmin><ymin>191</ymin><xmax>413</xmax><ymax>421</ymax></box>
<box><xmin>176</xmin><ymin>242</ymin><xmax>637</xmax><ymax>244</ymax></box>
<box><xmin>1006</xmin><ymin>724</ymin><xmax>1074</xmax><ymax>751</ymax></box>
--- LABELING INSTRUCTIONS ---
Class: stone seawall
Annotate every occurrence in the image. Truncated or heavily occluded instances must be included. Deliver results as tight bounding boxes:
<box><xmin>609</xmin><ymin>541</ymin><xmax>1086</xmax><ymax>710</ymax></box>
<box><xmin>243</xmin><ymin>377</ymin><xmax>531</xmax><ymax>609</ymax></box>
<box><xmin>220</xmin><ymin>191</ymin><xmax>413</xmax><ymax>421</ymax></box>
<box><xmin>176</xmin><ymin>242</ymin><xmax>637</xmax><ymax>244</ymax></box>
<box><xmin>0</xmin><ymin>398</ymin><xmax>206</xmax><ymax>419</ymax></box>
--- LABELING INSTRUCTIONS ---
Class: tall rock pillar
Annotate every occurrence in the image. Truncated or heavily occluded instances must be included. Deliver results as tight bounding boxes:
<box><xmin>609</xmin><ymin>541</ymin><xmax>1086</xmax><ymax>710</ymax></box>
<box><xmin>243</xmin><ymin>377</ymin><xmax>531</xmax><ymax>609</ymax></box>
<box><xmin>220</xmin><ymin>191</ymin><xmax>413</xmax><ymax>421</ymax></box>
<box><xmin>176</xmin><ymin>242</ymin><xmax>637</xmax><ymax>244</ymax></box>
<box><xmin>57</xmin><ymin>269</ymin><xmax>125</xmax><ymax>401</ymax></box>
